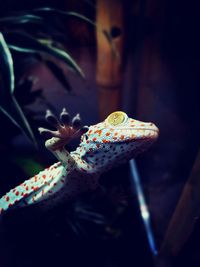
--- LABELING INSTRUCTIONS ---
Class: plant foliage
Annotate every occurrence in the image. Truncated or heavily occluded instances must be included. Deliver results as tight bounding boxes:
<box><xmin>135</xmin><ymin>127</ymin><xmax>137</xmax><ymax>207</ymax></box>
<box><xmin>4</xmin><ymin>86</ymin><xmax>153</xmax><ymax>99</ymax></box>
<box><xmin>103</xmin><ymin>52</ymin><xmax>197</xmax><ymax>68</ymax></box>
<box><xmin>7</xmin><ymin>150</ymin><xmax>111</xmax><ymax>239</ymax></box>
<box><xmin>0</xmin><ymin>7</ymin><xmax>94</xmax><ymax>144</ymax></box>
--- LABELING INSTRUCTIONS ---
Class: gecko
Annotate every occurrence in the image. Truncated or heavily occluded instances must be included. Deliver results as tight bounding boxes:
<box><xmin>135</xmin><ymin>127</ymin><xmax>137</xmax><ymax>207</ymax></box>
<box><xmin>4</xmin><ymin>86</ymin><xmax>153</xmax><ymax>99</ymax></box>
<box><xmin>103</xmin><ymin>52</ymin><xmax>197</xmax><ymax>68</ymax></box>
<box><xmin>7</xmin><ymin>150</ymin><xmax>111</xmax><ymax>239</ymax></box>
<box><xmin>0</xmin><ymin>109</ymin><xmax>159</xmax><ymax>215</ymax></box>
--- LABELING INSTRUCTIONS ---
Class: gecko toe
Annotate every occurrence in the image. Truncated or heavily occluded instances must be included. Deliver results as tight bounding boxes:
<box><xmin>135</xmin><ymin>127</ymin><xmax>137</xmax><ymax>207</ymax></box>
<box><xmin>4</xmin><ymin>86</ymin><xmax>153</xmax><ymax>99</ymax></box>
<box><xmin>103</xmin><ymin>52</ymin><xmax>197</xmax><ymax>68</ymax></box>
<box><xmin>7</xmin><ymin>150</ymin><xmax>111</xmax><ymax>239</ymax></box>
<box><xmin>45</xmin><ymin>110</ymin><xmax>61</xmax><ymax>128</ymax></box>
<box><xmin>72</xmin><ymin>113</ymin><xmax>81</xmax><ymax>129</ymax></box>
<box><xmin>60</xmin><ymin>108</ymin><xmax>71</xmax><ymax>126</ymax></box>
<box><xmin>38</xmin><ymin>127</ymin><xmax>57</xmax><ymax>138</ymax></box>
<box><xmin>80</xmin><ymin>126</ymin><xmax>89</xmax><ymax>133</ymax></box>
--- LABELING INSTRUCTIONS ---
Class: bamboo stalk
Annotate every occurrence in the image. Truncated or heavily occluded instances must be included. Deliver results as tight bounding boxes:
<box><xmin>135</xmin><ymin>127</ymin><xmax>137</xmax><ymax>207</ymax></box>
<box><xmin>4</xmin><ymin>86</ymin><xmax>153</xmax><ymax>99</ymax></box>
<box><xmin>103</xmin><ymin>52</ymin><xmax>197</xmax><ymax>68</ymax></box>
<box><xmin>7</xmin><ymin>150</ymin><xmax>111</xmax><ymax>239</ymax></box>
<box><xmin>160</xmin><ymin>149</ymin><xmax>200</xmax><ymax>257</ymax></box>
<box><xmin>96</xmin><ymin>0</ymin><xmax>124</xmax><ymax>119</ymax></box>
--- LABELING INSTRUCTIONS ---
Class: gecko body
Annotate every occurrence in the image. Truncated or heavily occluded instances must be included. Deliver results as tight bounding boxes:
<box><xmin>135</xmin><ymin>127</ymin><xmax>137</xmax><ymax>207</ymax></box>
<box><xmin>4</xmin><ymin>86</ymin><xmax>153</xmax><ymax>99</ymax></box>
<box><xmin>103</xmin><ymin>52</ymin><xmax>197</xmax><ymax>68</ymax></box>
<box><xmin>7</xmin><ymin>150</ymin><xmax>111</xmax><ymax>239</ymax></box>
<box><xmin>0</xmin><ymin>111</ymin><xmax>159</xmax><ymax>215</ymax></box>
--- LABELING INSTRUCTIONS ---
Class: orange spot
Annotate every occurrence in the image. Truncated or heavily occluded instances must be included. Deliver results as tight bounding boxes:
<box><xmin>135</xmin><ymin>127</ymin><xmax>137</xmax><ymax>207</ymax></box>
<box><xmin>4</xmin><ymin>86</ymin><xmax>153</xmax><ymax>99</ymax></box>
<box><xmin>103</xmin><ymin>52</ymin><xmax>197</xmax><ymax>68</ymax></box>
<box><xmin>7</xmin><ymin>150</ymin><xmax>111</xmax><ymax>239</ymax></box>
<box><xmin>93</xmin><ymin>137</ymin><xmax>97</xmax><ymax>141</ymax></box>
<box><xmin>96</xmin><ymin>144</ymin><xmax>100</xmax><ymax>148</ymax></box>
<box><xmin>94</xmin><ymin>130</ymin><xmax>102</xmax><ymax>136</ymax></box>
<box><xmin>113</xmin><ymin>137</ymin><xmax>117</xmax><ymax>140</ymax></box>
<box><xmin>6</xmin><ymin>196</ymin><xmax>9</xmax><ymax>202</ymax></box>
<box><xmin>15</xmin><ymin>191</ymin><xmax>19</xmax><ymax>196</ymax></box>
<box><xmin>114</xmin><ymin>132</ymin><xmax>118</xmax><ymax>136</ymax></box>
<box><xmin>102</xmin><ymin>139</ymin><xmax>108</xmax><ymax>143</ymax></box>
<box><xmin>106</xmin><ymin>132</ymin><xmax>111</xmax><ymax>136</ymax></box>
<box><xmin>42</xmin><ymin>175</ymin><xmax>46</xmax><ymax>179</ymax></box>
<box><xmin>98</xmin><ymin>130</ymin><xmax>102</xmax><ymax>136</ymax></box>
<box><xmin>120</xmin><ymin>135</ymin><xmax>125</xmax><ymax>140</ymax></box>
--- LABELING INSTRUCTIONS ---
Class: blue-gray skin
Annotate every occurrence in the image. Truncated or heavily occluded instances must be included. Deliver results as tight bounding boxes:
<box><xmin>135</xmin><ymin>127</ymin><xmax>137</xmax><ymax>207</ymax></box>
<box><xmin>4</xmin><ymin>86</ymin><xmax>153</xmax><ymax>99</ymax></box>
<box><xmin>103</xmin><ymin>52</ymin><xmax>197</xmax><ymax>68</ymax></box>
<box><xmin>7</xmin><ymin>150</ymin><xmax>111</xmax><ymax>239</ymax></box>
<box><xmin>0</xmin><ymin>110</ymin><xmax>159</xmax><ymax>215</ymax></box>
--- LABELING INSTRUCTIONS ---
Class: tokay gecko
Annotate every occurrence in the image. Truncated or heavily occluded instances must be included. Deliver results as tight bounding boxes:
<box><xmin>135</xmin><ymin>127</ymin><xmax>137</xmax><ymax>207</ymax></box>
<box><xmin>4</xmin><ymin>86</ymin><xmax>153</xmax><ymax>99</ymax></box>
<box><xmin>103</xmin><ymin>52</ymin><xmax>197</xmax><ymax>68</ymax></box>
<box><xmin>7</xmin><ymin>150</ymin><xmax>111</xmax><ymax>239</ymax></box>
<box><xmin>0</xmin><ymin>110</ymin><xmax>159</xmax><ymax>215</ymax></box>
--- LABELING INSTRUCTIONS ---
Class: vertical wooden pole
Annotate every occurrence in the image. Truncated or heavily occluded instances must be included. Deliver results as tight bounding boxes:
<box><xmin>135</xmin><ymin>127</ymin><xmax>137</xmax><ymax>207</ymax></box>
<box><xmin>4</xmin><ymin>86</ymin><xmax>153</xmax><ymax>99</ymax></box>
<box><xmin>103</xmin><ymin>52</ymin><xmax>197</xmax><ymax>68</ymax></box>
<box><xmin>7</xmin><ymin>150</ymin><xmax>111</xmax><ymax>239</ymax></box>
<box><xmin>96</xmin><ymin>0</ymin><xmax>124</xmax><ymax>120</ymax></box>
<box><xmin>160</xmin><ymin>150</ymin><xmax>200</xmax><ymax>257</ymax></box>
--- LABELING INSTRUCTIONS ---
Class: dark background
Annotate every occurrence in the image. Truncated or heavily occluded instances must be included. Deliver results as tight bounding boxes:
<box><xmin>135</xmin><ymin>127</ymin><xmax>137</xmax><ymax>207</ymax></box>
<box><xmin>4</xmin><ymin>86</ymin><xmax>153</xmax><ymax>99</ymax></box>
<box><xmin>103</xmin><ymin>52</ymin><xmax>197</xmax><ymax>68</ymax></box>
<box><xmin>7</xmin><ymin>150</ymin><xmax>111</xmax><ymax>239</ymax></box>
<box><xmin>0</xmin><ymin>0</ymin><xmax>200</xmax><ymax>266</ymax></box>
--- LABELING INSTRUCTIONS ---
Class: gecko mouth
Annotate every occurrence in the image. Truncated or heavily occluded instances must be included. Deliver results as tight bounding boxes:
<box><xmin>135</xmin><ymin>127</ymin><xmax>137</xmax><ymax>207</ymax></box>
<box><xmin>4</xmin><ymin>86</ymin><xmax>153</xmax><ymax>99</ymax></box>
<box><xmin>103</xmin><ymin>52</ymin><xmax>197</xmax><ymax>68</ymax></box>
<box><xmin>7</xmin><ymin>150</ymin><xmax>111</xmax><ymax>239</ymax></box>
<box><xmin>122</xmin><ymin>125</ymin><xmax>159</xmax><ymax>132</ymax></box>
<box><xmin>121</xmin><ymin>127</ymin><xmax>159</xmax><ymax>137</ymax></box>
<box><xmin>94</xmin><ymin>129</ymin><xmax>159</xmax><ymax>145</ymax></box>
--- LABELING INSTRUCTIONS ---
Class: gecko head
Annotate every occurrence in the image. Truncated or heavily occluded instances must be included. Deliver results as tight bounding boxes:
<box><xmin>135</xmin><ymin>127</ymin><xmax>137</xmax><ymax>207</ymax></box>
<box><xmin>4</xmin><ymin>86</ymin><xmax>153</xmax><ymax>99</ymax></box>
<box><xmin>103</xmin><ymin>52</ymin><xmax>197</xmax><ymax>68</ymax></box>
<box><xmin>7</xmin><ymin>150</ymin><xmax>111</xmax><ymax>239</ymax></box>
<box><xmin>77</xmin><ymin>111</ymin><xmax>159</xmax><ymax>173</ymax></box>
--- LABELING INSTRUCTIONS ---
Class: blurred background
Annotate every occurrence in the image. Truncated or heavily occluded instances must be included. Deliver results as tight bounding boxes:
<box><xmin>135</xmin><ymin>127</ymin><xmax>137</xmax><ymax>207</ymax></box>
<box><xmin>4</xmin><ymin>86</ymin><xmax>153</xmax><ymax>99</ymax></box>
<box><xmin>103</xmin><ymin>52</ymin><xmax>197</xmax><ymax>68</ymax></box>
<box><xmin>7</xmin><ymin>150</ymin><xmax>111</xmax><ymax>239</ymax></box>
<box><xmin>0</xmin><ymin>0</ymin><xmax>199</xmax><ymax>267</ymax></box>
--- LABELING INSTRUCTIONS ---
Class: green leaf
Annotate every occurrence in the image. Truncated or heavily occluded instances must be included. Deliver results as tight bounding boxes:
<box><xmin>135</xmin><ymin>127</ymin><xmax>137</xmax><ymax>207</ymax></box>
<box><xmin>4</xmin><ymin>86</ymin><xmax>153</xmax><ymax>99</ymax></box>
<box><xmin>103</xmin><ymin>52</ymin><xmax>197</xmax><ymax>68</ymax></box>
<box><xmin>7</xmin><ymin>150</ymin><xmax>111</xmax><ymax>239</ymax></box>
<box><xmin>0</xmin><ymin>95</ymin><xmax>36</xmax><ymax>145</ymax></box>
<box><xmin>0</xmin><ymin>32</ymin><xmax>14</xmax><ymax>93</ymax></box>
<box><xmin>13</xmin><ymin>156</ymin><xmax>44</xmax><ymax>176</ymax></box>
<box><xmin>44</xmin><ymin>59</ymin><xmax>72</xmax><ymax>91</ymax></box>
<box><xmin>32</xmin><ymin>7</ymin><xmax>96</xmax><ymax>27</ymax></box>
<box><xmin>0</xmin><ymin>33</ymin><xmax>36</xmax><ymax>145</ymax></box>
<box><xmin>0</xmin><ymin>14</ymin><xmax>43</xmax><ymax>25</ymax></box>
<box><xmin>0</xmin><ymin>14</ymin><xmax>67</xmax><ymax>44</ymax></box>
<box><xmin>4</xmin><ymin>31</ymin><xmax>84</xmax><ymax>78</ymax></box>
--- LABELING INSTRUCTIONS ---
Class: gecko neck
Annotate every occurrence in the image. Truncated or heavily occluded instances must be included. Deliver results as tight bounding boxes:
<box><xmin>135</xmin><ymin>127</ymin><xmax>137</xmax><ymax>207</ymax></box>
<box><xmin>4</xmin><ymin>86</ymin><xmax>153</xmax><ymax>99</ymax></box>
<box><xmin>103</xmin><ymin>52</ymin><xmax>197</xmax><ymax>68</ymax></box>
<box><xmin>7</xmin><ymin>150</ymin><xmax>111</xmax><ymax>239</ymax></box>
<box><xmin>70</xmin><ymin>147</ymin><xmax>104</xmax><ymax>175</ymax></box>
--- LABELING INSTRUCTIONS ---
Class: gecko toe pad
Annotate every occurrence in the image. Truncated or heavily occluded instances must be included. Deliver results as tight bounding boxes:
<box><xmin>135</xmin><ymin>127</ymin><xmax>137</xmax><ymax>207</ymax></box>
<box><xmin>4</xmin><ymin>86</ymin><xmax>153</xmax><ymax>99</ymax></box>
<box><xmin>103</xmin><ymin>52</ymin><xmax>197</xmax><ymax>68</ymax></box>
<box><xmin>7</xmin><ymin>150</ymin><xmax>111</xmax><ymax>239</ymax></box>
<box><xmin>39</xmin><ymin>109</ymin><xmax>88</xmax><ymax>150</ymax></box>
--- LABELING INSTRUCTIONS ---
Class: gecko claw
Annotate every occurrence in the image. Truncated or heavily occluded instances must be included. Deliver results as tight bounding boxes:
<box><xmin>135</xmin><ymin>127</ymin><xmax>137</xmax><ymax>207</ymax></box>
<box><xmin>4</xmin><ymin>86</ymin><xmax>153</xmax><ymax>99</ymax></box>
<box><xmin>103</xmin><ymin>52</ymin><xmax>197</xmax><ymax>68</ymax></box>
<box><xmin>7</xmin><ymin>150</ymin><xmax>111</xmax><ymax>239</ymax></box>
<box><xmin>72</xmin><ymin>113</ymin><xmax>81</xmax><ymax>129</ymax></box>
<box><xmin>60</xmin><ymin>108</ymin><xmax>70</xmax><ymax>126</ymax></box>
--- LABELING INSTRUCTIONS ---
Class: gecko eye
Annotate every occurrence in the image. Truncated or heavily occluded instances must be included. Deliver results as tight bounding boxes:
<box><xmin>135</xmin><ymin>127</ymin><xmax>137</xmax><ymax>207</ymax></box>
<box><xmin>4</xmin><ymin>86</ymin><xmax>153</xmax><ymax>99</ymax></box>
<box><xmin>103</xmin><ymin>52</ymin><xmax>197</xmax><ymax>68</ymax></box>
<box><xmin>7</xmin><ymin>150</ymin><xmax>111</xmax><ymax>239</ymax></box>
<box><xmin>106</xmin><ymin>111</ymin><xmax>128</xmax><ymax>126</ymax></box>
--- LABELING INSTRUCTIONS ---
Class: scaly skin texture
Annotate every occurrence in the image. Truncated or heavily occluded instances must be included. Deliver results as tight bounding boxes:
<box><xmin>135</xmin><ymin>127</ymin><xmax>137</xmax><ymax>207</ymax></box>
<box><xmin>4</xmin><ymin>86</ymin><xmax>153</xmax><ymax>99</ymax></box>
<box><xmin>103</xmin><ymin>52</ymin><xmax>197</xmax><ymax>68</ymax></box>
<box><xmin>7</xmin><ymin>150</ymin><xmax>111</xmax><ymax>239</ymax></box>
<box><xmin>0</xmin><ymin>110</ymin><xmax>159</xmax><ymax>215</ymax></box>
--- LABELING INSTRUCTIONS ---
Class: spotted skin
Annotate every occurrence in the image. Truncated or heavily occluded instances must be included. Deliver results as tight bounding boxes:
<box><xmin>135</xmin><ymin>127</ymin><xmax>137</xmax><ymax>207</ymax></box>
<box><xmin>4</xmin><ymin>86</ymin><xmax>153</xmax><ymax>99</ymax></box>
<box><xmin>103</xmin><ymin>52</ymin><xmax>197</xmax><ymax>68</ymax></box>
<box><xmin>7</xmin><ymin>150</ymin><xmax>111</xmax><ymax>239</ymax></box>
<box><xmin>0</xmin><ymin>111</ymin><xmax>159</xmax><ymax>215</ymax></box>
<box><xmin>0</xmin><ymin>162</ymin><xmax>66</xmax><ymax>212</ymax></box>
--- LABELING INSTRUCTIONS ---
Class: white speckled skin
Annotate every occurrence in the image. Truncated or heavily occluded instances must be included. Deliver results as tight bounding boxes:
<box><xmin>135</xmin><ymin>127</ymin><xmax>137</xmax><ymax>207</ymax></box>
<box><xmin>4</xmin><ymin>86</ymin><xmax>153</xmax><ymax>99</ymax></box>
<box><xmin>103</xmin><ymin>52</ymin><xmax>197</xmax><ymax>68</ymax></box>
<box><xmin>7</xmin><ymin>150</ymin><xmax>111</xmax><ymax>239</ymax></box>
<box><xmin>0</xmin><ymin>111</ymin><xmax>159</xmax><ymax>215</ymax></box>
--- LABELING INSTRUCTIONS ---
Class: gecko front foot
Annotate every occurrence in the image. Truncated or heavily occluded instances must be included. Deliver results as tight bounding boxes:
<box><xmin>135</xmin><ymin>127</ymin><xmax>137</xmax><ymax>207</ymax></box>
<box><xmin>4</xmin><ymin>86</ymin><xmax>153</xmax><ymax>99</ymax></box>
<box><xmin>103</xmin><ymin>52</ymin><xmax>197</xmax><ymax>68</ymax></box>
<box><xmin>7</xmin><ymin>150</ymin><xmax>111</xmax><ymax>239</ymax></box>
<box><xmin>39</xmin><ymin>109</ymin><xmax>88</xmax><ymax>151</ymax></box>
